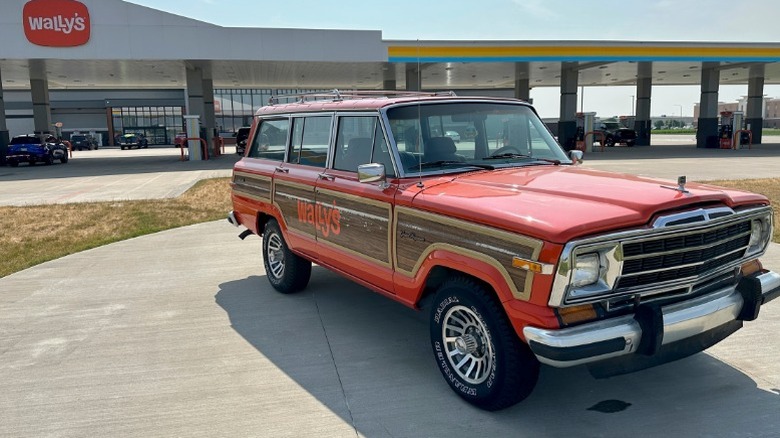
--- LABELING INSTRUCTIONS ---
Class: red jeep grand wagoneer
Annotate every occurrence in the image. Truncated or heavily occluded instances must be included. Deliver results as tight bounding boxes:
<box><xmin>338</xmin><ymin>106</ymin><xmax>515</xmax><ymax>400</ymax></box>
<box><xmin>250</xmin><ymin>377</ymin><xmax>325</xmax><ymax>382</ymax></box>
<box><xmin>228</xmin><ymin>90</ymin><xmax>779</xmax><ymax>410</ymax></box>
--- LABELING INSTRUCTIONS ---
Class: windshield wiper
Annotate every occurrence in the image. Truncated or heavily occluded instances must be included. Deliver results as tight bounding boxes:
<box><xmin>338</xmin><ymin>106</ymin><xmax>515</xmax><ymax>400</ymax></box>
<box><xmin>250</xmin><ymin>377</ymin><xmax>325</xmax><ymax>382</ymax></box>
<box><xmin>483</xmin><ymin>153</ymin><xmax>560</xmax><ymax>165</ymax></box>
<box><xmin>414</xmin><ymin>160</ymin><xmax>495</xmax><ymax>170</ymax></box>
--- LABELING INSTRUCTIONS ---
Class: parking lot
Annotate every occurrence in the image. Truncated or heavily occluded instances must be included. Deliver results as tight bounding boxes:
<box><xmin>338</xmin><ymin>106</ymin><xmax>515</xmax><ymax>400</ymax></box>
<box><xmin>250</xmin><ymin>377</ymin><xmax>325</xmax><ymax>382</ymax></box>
<box><xmin>1</xmin><ymin>139</ymin><xmax>780</xmax><ymax>437</ymax></box>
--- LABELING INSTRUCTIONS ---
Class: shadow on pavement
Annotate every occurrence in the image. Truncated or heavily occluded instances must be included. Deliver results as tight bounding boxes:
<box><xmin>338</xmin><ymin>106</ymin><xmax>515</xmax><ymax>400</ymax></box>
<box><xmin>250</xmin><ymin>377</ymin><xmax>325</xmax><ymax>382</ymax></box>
<box><xmin>216</xmin><ymin>268</ymin><xmax>780</xmax><ymax>437</ymax></box>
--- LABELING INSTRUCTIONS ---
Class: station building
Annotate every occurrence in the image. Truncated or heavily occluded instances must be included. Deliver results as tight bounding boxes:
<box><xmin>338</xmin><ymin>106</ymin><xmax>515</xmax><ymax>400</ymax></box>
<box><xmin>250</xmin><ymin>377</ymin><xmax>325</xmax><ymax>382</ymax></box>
<box><xmin>2</xmin><ymin>0</ymin><xmax>780</xmax><ymax>161</ymax></box>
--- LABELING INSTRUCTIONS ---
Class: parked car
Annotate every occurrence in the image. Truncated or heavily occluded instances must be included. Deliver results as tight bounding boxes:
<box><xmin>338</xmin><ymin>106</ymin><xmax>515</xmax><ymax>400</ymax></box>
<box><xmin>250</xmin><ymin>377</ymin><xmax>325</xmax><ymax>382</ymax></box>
<box><xmin>6</xmin><ymin>134</ymin><xmax>69</xmax><ymax>166</ymax></box>
<box><xmin>119</xmin><ymin>133</ymin><xmax>148</xmax><ymax>150</ymax></box>
<box><xmin>444</xmin><ymin>130</ymin><xmax>461</xmax><ymax>143</ymax></box>
<box><xmin>227</xmin><ymin>91</ymin><xmax>778</xmax><ymax>411</ymax></box>
<box><xmin>70</xmin><ymin>134</ymin><xmax>98</xmax><ymax>151</ymax></box>
<box><xmin>235</xmin><ymin>126</ymin><xmax>251</xmax><ymax>155</ymax></box>
<box><xmin>594</xmin><ymin>119</ymin><xmax>637</xmax><ymax>147</ymax></box>
<box><xmin>174</xmin><ymin>132</ymin><xmax>187</xmax><ymax>148</ymax></box>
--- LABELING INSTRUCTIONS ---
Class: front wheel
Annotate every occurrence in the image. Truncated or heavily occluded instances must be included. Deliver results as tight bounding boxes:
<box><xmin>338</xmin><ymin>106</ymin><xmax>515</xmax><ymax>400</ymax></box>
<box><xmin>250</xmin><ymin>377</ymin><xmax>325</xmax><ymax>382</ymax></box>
<box><xmin>604</xmin><ymin>136</ymin><xmax>615</xmax><ymax>147</ymax></box>
<box><xmin>430</xmin><ymin>276</ymin><xmax>539</xmax><ymax>411</ymax></box>
<box><xmin>61</xmin><ymin>155</ymin><xmax>69</xmax><ymax>164</ymax></box>
<box><xmin>262</xmin><ymin>219</ymin><xmax>311</xmax><ymax>294</ymax></box>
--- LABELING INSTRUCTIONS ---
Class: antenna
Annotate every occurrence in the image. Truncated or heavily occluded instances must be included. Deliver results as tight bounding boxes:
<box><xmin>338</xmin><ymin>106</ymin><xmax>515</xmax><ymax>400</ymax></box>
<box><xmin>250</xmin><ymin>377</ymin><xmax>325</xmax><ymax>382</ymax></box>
<box><xmin>416</xmin><ymin>39</ymin><xmax>424</xmax><ymax>189</ymax></box>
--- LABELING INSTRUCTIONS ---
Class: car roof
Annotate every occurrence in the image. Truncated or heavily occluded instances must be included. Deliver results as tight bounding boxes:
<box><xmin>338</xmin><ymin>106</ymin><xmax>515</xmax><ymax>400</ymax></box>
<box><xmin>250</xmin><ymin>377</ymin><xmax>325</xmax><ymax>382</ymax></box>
<box><xmin>254</xmin><ymin>91</ymin><xmax>528</xmax><ymax>117</ymax></box>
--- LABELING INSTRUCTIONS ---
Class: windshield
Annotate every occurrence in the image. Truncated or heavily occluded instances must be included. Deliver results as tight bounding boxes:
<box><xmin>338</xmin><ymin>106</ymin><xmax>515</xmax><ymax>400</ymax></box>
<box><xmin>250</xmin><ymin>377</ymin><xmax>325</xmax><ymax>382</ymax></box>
<box><xmin>386</xmin><ymin>102</ymin><xmax>569</xmax><ymax>176</ymax></box>
<box><xmin>10</xmin><ymin>136</ymin><xmax>41</xmax><ymax>145</ymax></box>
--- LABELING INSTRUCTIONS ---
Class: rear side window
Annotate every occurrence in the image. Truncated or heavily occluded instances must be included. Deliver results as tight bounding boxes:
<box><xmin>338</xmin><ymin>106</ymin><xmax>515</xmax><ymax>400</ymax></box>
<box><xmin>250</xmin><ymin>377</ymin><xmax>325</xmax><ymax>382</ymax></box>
<box><xmin>288</xmin><ymin>116</ymin><xmax>332</xmax><ymax>168</ymax></box>
<box><xmin>249</xmin><ymin>119</ymin><xmax>289</xmax><ymax>160</ymax></box>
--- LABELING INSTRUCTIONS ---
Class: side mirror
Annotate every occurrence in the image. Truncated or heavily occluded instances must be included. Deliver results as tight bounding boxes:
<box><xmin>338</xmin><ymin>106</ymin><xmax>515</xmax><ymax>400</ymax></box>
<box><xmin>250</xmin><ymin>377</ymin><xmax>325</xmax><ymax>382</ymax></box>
<box><xmin>357</xmin><ymin>163</ymin><xmax>387</xmax><ymax>186</ymax></box>
<box><xmin>569</xmin><ymin>150</ymin><xmax>584</xmax><ymax>164</ymax></box>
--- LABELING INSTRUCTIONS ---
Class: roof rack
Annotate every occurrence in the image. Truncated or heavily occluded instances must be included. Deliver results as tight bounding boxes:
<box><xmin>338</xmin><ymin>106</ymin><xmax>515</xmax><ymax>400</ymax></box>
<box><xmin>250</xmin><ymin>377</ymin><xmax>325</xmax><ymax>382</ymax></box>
<box><xmin>267</xmin><ymin>89</ymin><xmax>457</xmax><ymax>105</ymax></box>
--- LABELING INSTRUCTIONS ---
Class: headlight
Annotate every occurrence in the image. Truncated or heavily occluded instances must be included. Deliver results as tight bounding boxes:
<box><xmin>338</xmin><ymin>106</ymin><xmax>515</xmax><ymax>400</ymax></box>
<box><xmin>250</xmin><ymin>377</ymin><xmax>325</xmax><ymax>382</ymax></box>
<box><xmin>746</xmin><ymin>216</ymin><xmax>772</xmax><ymax>256</ymax></box>
<box><xmin>564</xmin><ymin>245</ymin><xmax>621</xmax><ymax>303</ymax></box>
<box><xmin>571</xmin><ymin>253</ymin><xmax>600</xmax><ymax>288</ymax></box>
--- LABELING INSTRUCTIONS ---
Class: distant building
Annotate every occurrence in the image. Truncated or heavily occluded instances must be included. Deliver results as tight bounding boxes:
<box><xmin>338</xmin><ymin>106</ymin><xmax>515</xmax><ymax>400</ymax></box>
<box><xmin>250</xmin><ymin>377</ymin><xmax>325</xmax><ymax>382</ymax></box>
<box><xmin>694</xmin><ymin>97</ymin><xmax>780</xmax><ymax>128</ymax></box>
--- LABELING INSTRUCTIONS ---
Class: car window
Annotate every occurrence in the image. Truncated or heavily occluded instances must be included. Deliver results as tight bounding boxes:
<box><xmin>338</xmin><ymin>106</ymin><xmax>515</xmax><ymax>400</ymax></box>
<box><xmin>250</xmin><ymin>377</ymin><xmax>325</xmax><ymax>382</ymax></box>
<box><xmin>386</xmin><ymin>102</ymin><xmax>568</xmax><ymax>176</ymax></box>
<box><xmin>289</xmin><ymin>115</ymin><xmax>331</xmax><ymax>168</ymax></box>
<box><xmin>249</xmin><ymin>118</ymin><xmax>288</xmax><ymax>160</ymax></box>
<box><xmin>334</xmin><ymin>116</ymin><xmax>377</xmax><ymax>172</ymax></box>
<box><xmin>332</xmin><ymin>116</ymin><xmax>396</xmax><ymax>178</ymax></box>
<box><xmin>11</xmin><ymin>136</ymin><xmax>40</xmax><ymax>145</ymax></box>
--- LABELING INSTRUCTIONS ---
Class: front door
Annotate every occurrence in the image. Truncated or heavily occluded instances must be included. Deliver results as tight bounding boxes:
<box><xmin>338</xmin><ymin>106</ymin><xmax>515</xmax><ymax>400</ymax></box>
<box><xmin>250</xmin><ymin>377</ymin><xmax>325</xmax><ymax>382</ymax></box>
<box><xmin>313</xmin><ymin>115</ymin><xmax>396</xmax><ymax>292</ymax></box>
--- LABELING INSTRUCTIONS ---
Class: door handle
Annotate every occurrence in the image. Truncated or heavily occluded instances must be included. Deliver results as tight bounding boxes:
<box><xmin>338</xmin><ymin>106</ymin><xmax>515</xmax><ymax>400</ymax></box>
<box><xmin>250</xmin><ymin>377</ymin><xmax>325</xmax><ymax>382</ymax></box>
<box><xmin>275</xmin><ymin>167</ymin><xmax>289</xmax><ymax>173</ymax></box>
<box><xmin>318</xmin><ymin>173</ymin><xmax>335</xmax><ymax>181</ymax></box>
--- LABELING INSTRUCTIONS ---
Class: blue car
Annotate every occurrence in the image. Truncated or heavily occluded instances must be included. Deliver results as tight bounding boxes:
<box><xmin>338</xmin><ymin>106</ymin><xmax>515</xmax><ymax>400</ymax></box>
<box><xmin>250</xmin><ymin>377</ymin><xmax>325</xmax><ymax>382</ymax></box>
<box><xmin>6</xmin><ymin>135</ymin><xmax>69</xmax><ymax>167</ymax></box>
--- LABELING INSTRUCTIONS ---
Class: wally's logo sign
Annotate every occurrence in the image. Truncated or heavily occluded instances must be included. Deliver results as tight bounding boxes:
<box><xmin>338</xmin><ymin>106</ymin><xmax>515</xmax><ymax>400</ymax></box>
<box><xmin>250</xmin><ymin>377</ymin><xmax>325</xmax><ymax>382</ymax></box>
<box><xmin>24</xmin><ymin>0</ymin><xmax>91</xmax><ymax>47</ymax></box>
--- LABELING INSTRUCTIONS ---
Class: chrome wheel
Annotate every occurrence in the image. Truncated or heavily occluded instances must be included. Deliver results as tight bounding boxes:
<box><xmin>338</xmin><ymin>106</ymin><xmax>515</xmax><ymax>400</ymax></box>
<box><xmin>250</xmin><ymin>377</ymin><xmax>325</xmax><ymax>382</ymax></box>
<box><xmin>265</xmin><ymin>232</ymin><xmax>285</xmax><ymax>280</ymax></box>
<box><xmin>442</xmin><ymin>305</ymin><xmax>494</xmax><ymax>385</ymax></box>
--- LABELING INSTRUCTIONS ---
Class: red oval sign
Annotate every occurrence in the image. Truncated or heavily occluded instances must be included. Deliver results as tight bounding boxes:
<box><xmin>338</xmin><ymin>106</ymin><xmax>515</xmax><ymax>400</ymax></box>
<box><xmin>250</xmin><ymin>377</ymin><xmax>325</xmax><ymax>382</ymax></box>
<box><xmin>23</xmin><ymin>0</ymin><xmax>91</xmax><ymax>47</ymax></box>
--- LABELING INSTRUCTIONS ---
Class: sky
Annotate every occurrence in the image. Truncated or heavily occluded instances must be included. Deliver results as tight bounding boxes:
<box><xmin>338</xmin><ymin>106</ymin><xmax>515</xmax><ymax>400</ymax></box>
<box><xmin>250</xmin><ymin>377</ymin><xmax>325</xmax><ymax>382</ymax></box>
<box><xmin>128</xmin><ymin>0</ymin><xmax>780</xmax><ymax>118</ymax></box>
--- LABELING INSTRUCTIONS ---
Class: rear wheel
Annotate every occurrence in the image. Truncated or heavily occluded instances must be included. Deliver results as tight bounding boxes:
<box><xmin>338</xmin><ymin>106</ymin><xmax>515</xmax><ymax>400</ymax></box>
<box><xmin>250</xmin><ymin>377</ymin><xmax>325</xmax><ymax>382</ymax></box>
<box><xmin>44</xmin><ymin>154</ymin><xmax>54</xmax><ymax>165</ymax></box>
<box><xmin>9</xmin><ymin>160</ymin><xmax>18</xmax><ymax>167</ymax></box>
<box><xmin>605</xmin><ymin>136</ymin><xmax>615</xmax><ymax>147</ymax></box>
<box><xmin>430</xmin><ymin>275</ymin><xmax>539</xmax><ymax>411</ymax></box>
<box><xmin>262</xmin><ymin>219</ymin><xmax>311</xmax><ymax>294</ymax></box>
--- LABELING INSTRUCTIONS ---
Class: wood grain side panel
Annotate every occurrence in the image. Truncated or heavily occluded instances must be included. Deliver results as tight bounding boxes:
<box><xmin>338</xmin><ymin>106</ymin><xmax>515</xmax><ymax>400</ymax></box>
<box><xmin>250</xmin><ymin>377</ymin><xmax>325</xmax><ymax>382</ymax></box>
<box><xmin>274</xmin><ymin>181</ymin><xmax>316</xmax><ymax>237</ymax></box>
<box><xmin>395</xmin><ymin>207</ymin><xmax>542</xmax><ymax>300</ymax></box>
<box><xmin>233</xmin><ymin>171</ymin><xmax>272</xmax><ymax>203</ymax></box>
<box><xmin>315</xmin><ymin>189</ymin><xmax>391</xmax><ymax>266</ymax></box>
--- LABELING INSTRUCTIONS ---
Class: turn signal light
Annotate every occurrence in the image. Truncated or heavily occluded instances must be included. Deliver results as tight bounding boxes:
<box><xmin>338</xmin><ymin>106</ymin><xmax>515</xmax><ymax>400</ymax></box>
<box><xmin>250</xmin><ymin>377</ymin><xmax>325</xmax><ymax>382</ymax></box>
<box><xmin>741</xmin><ymin>259</ymin><xmax>763</xmax><ymax>276</ymax></box>
<box><xmin>556</xmin><ymin>304</ymin><xmax>598</xmax><ymax>326</ymax></box>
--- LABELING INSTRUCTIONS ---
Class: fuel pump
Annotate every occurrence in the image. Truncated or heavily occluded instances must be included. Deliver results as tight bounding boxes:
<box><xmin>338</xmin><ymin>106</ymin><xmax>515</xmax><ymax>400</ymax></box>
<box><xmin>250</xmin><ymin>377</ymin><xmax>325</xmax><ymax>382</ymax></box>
<box><xmin>575</xmin><ymin>112</ymin><xmax>595</xmax><ymax>151</ymax></box>
<box><xmin>183</xmin><ymin>115</ymin><xmax>202</xmax><ymax>160</ymax></box>
<box><xmin>719</xmin><ymin>111</ymin><xmax>743</xmax><ymax>149</ymax></box>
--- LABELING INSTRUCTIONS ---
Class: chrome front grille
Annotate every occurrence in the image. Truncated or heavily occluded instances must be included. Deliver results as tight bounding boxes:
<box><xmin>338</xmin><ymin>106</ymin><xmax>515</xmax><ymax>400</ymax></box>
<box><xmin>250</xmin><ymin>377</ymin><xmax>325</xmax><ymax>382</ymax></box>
<box><xmin>616</xmin><ymin>218</ymin><xmax>751</xmax><ymax>291</ymax></box>
<box><xmin>549</xmin><ymin>205</ymin><xmax>773</xmax><ymax>308</ymax></box>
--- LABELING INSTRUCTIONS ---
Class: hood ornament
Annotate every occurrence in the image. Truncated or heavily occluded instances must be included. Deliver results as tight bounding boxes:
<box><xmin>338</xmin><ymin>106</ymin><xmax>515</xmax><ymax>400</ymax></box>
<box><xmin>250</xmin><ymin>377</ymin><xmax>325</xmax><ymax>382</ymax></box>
<box><xmin>661</xmin><ymin>176</ymin><xmax>690</xmax><ymax>194</ymax></box>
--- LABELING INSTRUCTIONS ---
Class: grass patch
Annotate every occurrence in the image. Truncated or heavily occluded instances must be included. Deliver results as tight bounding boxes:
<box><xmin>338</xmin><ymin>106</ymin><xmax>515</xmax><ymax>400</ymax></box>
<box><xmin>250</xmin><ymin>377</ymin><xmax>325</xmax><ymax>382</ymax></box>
<box><xmin>704</xmin><ymin>178</ymin><xmax>780</xmax><ymax>243</ymax></box>
<box><xmin>1</xmin><ymin>177</ymin><xmax>778</xmax><ymax>278</ymax></box>
<box><xmin>0</xmin><ymin>178</ymin><xmax>232</xmax><ymax>278</ymax></box>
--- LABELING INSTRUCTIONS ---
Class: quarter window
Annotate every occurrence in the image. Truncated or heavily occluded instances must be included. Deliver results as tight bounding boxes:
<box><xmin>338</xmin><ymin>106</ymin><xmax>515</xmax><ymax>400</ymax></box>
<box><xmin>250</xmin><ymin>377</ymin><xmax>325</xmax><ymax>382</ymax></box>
<box><xmin>249</xmin><ymin>118</ymin><xmax>288</xmax><ymax>160</ymax></box>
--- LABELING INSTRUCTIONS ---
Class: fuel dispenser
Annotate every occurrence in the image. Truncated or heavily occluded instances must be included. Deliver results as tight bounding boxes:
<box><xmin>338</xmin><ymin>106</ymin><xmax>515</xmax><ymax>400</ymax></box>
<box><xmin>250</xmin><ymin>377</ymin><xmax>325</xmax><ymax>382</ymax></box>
<box><xmin>575</xmin><ymin>112</ymin><xmax>596</xmax><ymax>151</ymax></box>
<box><xmin>183</xmin><ymin>115</ymin><xmax>203</xmax><ymax>160</ymax></box>
<box><xmin>719</xmin><ymin>111</ymin><xmax>744</xmax><ymax>149</ymax></box>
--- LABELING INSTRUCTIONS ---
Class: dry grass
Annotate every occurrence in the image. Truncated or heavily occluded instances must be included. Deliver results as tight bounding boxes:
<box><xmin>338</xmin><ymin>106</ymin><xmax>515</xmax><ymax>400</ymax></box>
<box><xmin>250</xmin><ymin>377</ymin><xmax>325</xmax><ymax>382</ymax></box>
<box><xmin>1</xmin><ymin>177</ymin><xmax>779</xmax><ymax>278</ymax></box>
<box><xmin>0</xmin><ymin>178</ymin><xmax>232</xmax><ymax>278</ymax></box>
<box><xmin>705</xmin><ymin>178</ymin><xmax>780</xmax><ymax>243</ymax></box>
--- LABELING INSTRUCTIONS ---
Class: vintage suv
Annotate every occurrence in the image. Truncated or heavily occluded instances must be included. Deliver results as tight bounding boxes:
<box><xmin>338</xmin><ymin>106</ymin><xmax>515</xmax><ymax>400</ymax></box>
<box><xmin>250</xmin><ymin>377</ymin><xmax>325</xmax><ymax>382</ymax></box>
<box><xmin>228</xmin><ymin>90</ymin><xmax>779</xmax><ymax>411</ymax></box>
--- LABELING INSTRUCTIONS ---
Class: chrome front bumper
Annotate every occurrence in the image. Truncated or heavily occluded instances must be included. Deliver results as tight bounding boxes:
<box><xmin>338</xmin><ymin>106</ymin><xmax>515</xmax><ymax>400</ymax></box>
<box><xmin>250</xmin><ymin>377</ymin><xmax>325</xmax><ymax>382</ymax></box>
<box><xmin>524</xmin><ymin>270</ymin><xmax>780</xmax><ymax>368</ymax></box>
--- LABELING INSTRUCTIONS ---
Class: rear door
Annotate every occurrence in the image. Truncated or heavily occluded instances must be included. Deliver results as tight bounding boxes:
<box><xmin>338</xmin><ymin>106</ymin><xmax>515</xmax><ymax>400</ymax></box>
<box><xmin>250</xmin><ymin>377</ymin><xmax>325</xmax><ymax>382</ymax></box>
<box><xmin>271</xmin><ymin>114</ymin><xmax>334</xmax><ymax>260</ymax></box>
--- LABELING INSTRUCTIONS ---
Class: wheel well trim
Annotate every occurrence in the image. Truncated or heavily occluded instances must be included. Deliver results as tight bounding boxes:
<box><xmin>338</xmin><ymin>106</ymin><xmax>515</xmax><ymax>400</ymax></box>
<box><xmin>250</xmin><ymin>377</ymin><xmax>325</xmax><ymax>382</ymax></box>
<box><xmin>406</xmin><ymin>244</ymin><xmax>530</xmax><ymax>304</ymax></box>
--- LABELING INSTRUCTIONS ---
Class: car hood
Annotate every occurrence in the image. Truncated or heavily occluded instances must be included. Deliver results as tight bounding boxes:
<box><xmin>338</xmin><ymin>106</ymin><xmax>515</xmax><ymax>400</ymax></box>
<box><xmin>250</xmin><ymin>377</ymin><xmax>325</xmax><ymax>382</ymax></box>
<box><xmin>410</xmin><ymin>165</ymin><xmax>767</xmax><ymax>244</ymax></box>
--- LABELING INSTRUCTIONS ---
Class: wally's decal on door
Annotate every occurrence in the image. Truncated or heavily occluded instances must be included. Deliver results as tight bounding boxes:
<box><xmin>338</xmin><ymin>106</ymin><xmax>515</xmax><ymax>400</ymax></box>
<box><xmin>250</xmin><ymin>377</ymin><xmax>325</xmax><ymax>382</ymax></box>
<box><xmin>24</xmin><ymin>0</ymin><xmax>91</xmax><ymax>47</ymax></box>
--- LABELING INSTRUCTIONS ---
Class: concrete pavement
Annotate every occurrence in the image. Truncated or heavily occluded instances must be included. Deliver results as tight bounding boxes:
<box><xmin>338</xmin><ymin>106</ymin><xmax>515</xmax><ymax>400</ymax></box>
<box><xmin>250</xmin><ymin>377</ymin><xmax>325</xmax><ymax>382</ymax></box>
<box><xmin>2</xmin><ymin>138</ymin><xmax>780</xmax><ymax>437</ymax></box>
<box><xmin>0</xmin><ymin>146</ymin><xmax>240</xmax><ymax>206</ymax></box>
